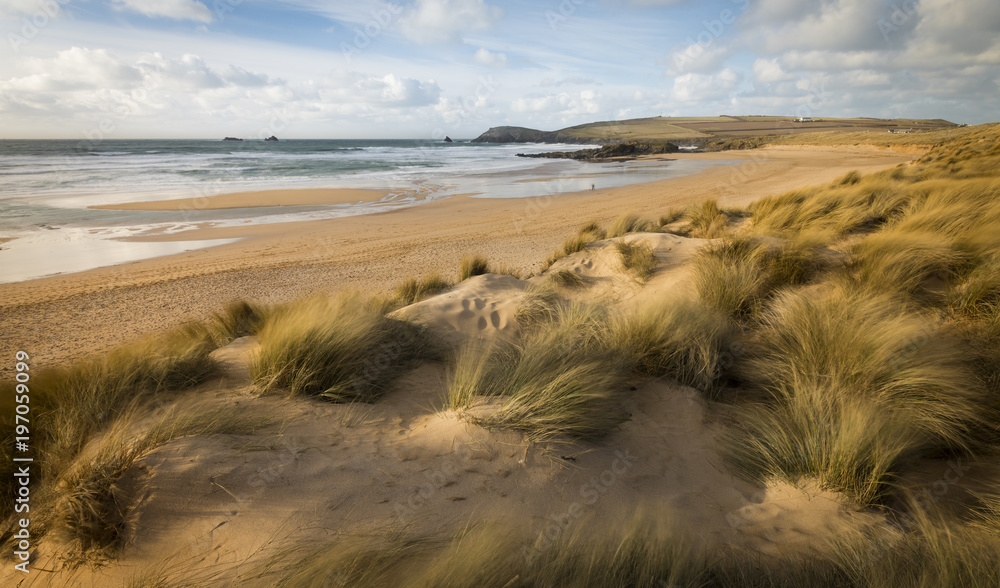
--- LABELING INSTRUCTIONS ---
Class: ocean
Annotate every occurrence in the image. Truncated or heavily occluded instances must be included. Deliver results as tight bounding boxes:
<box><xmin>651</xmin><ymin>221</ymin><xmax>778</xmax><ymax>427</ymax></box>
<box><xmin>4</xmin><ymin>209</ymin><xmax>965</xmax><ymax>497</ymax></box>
<box><xmin>0</xmin><ymin>139</ymin><xmax>718</xmax><ymax>283</ymax></box>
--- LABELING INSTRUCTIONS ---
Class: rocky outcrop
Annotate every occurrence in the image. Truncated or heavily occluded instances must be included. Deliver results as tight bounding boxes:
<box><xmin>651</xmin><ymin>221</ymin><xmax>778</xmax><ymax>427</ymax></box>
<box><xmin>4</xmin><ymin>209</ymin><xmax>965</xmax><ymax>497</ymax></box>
<box><xmin>471</xmin><ymin>126</ymin><xmax>607</xmax><ymax>144</ymax></box>
<box><xmin>472</xmin><ymin>126</ymin><xmax>549</xmax><ymax>143</ymax></box>
<box><xmin>516</xmin><ymin>141</ymin><xmax>680</xmax><ymax>161</ymax></box>
<box><xmin>265</xmin><ymin>135</ymin><xmax>278</xmax><ymax>141</ymax></box>
<box><xmin>443</xmin><ymin>136</ymin><xmax>453</xmax><ymax>143</ymax></box>
<box><xmin>223</xmin><ymin>137</ymin><xmax>243</xmax><ymax>141</ymax></box>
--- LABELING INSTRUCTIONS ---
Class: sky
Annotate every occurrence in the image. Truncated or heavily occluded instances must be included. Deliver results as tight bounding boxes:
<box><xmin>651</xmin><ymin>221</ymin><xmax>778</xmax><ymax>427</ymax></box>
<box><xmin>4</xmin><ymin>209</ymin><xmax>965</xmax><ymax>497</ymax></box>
<box><xmin>0</xmin><ymin>0</ymin><xmax>998</xmax><ymax>139</ymax></box>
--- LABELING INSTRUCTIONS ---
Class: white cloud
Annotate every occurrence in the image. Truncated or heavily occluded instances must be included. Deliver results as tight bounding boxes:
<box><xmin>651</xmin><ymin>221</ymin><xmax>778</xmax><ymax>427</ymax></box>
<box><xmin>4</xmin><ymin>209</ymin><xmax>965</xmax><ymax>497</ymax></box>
<box><xmin>353</xmin><ymin>73</ymin><xmax>441</xmax><ymax>106</ymax></box>
<box><xmin>137</xmin><ymin>53</ymin><xmax>225</xmax><ymax>89</ymax></box>
<box><xmin>777</xmin><ymin>50</ymin><xmax>886</xmax><ymax>71</ymax></box>
<box><xmin>312</xmin><ymin>71</ymin><xmax>441</xmax><ymax>110</ymax></box>
<box><xmin>716</xmin><ymin>0</ymin><xmax>1000</xmax><ymax>123</ymax></box>
<box><xmin>744</xmin><ymin>0</ymin><xmax>901</xmax><ymax>54</ymax></box>
<box><xmin>839</xmin><ymin>69</ymin><xmax>891</xmax><ymax>88</ymax></box>
<box><xmin>224</xmin><ymin>65</ymin><xmax>279</xmax><ymax>88</ymax></box>
<box><xmin>667</xmin><ymin>42</ymin><xmax>733</xmax><ymax>75</ymax></box>
<box><xmin>622</xmin><ymin>0</ymin><xmax>685</xmax><ymax>5</ymax></box>
<box><xmin>539</xmin><ymin>76</ymin><xmax>598</xmax><ymax>87</ymax></box>
<box><xmin>399</xmin><ymin>0</ymin><xmax>503</xmax><ymax>44</ymax></box>
<box><xmin>473</xmin><ymin>47</ymin><xmax>507</xmax><ymax>67</ymax></box>
<box><xmin>671</xmin><ymin>68</ymin><xmax>742</xmax><ymax>103</ymax></box>
<box><xmin>511</xmin><ymin>90</ymin><xmax>602</xmax><ymax>115</ymax></box>
<box><xmin>2</xmin><ymin>0</ymin><xmax>999</xmax><ymax>136</ymax></box>
<box><xmin>752</xmin><ymin>58</ymin><xmax>794</xmax><ymax>83</ymax></box>
<box><xmin>110</xmin><ymin>0</ymin><xmax>214</xmax><ymax>23</ymax></box>
<box><xmin>0</xmin><ymin>0</ymin><xmax>65</xmax><ymax>17</ymax></box>
<box><xmin>913</xmin><ymin>0</ymin><xmax>1000</xmax><ymax>55</ymax></box>
<box><xmin>6</xmin><ymin>47</ymin><xmax>143</xmax><ymax>92</ymax></box>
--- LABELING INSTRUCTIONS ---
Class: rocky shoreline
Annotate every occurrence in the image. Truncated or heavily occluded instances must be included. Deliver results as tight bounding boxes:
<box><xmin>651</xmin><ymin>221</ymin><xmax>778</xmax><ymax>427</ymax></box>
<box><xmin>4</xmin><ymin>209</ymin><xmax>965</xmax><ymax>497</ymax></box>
<box><xmin>516</xmin><ymin>141</ymin><xmax>681</xmax><ymax>161</ymax></box>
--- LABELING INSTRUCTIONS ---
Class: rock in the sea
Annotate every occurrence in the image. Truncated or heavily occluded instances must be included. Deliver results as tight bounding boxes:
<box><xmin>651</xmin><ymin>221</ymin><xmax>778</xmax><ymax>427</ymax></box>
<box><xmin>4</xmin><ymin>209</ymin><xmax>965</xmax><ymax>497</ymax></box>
<box><xmin>443</xmin><ymin>136</ymin><xmax>453</xmax><ymax>143</ymax></box>
<box><xmin>223</xmin><ymin>137</ymin><xmax>243</xmax><ymax>141</ymax></box>
<box><xmin>265</xmin><ymin>135</ymin><xmax>279</xmax><ymax>141</ymax></box>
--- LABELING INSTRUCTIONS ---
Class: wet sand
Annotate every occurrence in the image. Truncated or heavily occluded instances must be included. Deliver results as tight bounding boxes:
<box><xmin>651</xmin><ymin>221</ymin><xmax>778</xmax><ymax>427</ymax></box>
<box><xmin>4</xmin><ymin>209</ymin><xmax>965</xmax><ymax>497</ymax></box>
<box><xmin>90</xmin><ymin>187</ymin><xmax>396</xmax><ymax>211</ymax></box>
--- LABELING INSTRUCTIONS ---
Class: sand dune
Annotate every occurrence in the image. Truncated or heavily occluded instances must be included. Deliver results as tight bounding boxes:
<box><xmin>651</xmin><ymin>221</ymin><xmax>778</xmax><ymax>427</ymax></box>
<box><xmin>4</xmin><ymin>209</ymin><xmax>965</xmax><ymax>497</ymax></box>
<box><xmin>399</xmin><ymin>273</ymin><xmax>528</xmax><ymax>343</ymax></box>
<box><xmin>5</xmin><ymin>228</ymin><xmax>902</xmax><ymax>587</ymax></box>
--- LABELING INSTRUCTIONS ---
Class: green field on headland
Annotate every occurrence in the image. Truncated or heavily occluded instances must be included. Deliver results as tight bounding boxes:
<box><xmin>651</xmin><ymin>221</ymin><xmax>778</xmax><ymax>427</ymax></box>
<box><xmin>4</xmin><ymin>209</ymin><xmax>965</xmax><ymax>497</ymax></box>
<box><xmin>473</xmin><ymin>115</ymin><xmax>961</xmax><ymax>145</ymax></box>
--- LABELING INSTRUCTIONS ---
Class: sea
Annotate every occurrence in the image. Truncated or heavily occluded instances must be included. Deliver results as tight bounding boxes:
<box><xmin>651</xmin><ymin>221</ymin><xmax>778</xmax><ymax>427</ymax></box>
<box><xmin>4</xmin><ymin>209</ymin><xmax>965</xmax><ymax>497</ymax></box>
<box><xmin>0</xmin><ymin>139</ymin><xmax>717</xmax><ymax>283</ymax></box>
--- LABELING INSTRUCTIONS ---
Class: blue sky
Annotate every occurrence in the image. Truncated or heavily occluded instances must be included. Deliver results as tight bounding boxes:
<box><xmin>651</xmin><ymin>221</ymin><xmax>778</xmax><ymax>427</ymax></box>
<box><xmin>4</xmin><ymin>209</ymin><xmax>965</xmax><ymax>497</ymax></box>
<box><xmin>1</xmin><ymin>0</ymin><xmax>998</xmax><ymax>138</ymax></box>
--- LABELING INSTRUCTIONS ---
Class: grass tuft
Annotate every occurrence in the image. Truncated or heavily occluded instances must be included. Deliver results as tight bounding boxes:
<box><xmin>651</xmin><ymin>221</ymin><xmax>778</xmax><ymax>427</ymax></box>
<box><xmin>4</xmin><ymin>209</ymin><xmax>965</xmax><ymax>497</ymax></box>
<box><xmin>693</xmin><ymin>235</ymin><xmax>824</xmax><ymax>320</ymax></box>
<box><xmin>449</xmin><ymin>302</ymin><xmax>630</xmax><ymax>440</ymax></box>
<box><xmin>838</xmin><ymin>170</ymin><xmax>862</xmax><ymax>185</ymax></box>
<box><xmin>850</xmin><ymin>229</ymin><xmax>963</xmax><ymax>298</ymax></box>
<box><xmin>458</xmin><ymin>255</ymin><xmax>490</xmax><ymax>280</ymax></box>
<box><xmin>659</xmin><ymin>207</ymin><xmax>683</xmax><ymax>226</ymax></box>
<box><xmin>607</xmin><ymin>297</ymin><xmax>732</xmax><ymax>393</ymax></box>
<box><xmin>543</xmin><ymin>222</ymin><xmax>607</xmax><ymax>269</ymax></box>
<box><xmin>607</xmin><ymin>212</ymin><xmax>652</xmax><ymax>238</ymax></box>
<box><xmin>393</xmin><ymin>273</ymin><xmax>453</xmax><ymax>306</ymax></box>
<box><xmin>208</xmin><ymin>299</ymin><xmax>269</xmax><ymax>345</ymax></box>
<box><xmin>551</xmin><ymin>269</ymin><xmax>585</xmax><ymax>288</ymax></box>
<box><xmin>728</xmin><ymin>286</ymin><xmax>985</xmax><ymax>503</ymax></box>
<box><xmin>250</xmin><ymin>293</ymin><xmax>433</xmax><ymax>402</ymax></box>
<box><xmin>578</xmin><ymin>220</ymin><xmax>606</xmax><ymax>239</ymax></box>
<box><xmin>687</xmin><ymin>199</ymin><xmax>730</xmax><ymax>238</ymax></box>
<box><xmin>561</xmin><ymin>233</ymin><xmax>592</xmax><ymax>255</ymax></box>
<box><xmin>615</xmin><ymin>239</ymin><xmax>658</xmax><ymax>281</ymax></box>
<box><xmin>55</xmin><ymin>403</ymin><xmax>270</xmax><ymax>557</ymax></box>
<box><xmin>949</xmin><ymin>253</ymin><xmax>1000</xmax><ymax>319</ymax></box>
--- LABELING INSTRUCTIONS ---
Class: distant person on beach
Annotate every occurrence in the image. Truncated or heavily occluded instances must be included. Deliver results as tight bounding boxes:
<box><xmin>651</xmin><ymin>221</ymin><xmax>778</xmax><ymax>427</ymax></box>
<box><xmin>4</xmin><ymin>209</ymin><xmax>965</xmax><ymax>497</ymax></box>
<box><xmin>591</xmin><ymin>184</ymin><xmax>595</xmax><ymax>190</ymax></box>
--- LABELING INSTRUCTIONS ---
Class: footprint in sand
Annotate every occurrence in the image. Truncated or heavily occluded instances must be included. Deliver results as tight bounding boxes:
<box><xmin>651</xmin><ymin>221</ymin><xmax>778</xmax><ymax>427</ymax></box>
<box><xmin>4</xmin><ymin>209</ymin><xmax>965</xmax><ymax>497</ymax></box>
<box><xmin>458</xmin><ymin>300</ymin><xmax>475</xmax><ymax>320</ymax></box>
<box><xmin>490</xmin><ymin>310</ymin><xmax>502</xmax><ymax>328</ymax></box>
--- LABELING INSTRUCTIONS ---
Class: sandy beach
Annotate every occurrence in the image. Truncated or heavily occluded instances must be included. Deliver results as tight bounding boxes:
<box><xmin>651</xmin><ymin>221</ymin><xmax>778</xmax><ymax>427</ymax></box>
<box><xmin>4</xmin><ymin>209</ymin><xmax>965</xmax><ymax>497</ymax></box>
<box><xmin>90</xmin><ymin>187</ymin><xmax>397</xmax><ymax>211</ymax></box>
<box><xmin>0</xmin><ymin>146</ymin><xmax>914</xmax><ymax>373</ymax></box>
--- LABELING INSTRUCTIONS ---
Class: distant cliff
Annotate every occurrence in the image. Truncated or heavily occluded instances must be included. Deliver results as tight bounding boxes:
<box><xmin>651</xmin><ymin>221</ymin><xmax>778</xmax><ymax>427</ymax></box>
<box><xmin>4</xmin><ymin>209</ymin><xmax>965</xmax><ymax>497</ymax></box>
<box><xmin>472</xmin><ymin>115</ymin><xmax>960</xmax><ymax>147</ymax></box>
<box><xmin>471</xmin><ymin>126</ymin><xmax>605</xmax><ymax>144</ymax></box>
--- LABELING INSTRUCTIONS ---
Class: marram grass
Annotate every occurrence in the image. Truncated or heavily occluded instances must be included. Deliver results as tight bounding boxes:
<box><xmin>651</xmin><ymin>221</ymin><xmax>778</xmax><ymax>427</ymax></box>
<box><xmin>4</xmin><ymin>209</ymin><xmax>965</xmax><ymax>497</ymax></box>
<box><xmin>607</xmin><ymin>211</ymin><xmax>653</xmax><ymax>238</ymax></box>
<box><xmin>251</xmin><ymin>292</ymin><xmax>434</xmax><ymax>402</ymax></box>
<box><xmin>606</xmin><ymin>297</ymin><xmax>732</xmax><ymax>393</ymax></box>
<box><xmin>614</xmin><ymin>239</ymin><xmax>658</xmax><ymax>282</ymax></box>
<box><xmin>449</xmin><ymin>301</ymin><xmax>630</xmax><ymax>440</ymax></box>
<box><xmin>1</xmin><ymin>324</ymin><xmax>223</xmax><ymax>551</ymax></box>
<box><xmin>55</xmin><ymin>403</ymin><xmax>270</xmax><ymax>558</ymax></box>
<box><xmin>728</xmin><ymin>286</ymin><xmax>986</xmax><ymax>504</ymax></box>
<box><xmin>687</xmin><ymin>199</ymin><xmax>729</xmax><ymax>238</ymax></box>
<box><xmin>692</xmin><ymin>235</ymin><xmax>825</xmax><ymax>320</ymax></box>
<box><xmin>458</xmin><ymin>254</ymin><xmax>490</xmax><ymax>280</ymax></box>
<box><xmin>393</xmin><ymin>273</ymin><xmax>453</xmax><ymax>306</ymax></box>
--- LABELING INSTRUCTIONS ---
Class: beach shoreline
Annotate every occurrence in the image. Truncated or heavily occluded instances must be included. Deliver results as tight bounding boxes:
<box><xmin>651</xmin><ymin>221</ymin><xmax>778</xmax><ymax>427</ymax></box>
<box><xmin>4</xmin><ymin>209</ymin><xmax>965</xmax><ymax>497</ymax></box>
<box><xmin>0</xmin><ymin>145</ymin><xmax>917</xmax><ymax>372</ymax></box>
<box><xmin>89</xmin><ymin>187</ymin><xmax>399</xmax><ymax>211</ymax></box>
